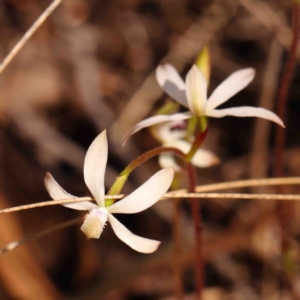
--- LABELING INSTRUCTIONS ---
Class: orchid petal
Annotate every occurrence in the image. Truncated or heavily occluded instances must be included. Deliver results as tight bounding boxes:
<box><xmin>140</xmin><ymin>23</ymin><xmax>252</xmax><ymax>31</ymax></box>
<box><xmin>156</xmin><ymin>64</ymin><xmax>188</xmax><ymax>107</ymax></box>
<box><xmin>107</xmin><ymin>167</ymin><xmax>174</xmax><ymax>214</ymax></box>
<box><xmin>164</xmin><ymin>140</ymin><xmax>220</xmax><ymax>168</ymax></box>
<box><xmin>44</xmin><ymin>172</ymin><xmax>98</xmax><ymax>210</ymax></box>
<box><xmin>122</xmin><ymin>112</ymin><xmax>192</xmax><ymax>146</ymax></box>
<box><xmin>185</xmin><ymin>65</ymin><xmax>207</xmax><ymax>115</ymax></box>
<box><xmin>108</xmin><ymin>213</ymin><xmax>160</xmax><ymax>253</ymax></box>
<box><xmin>206</xmin><ymin>107</ymin><xmax>285</xmax><ymax>127</ymax></box>
<box><xmin>84</xmin><ymin>130</ymin><xmax>108</xmax><ymax>207</ymax></box>
<box><xmin>191</xmin><ymin>149</ymin><xmax>220</xmax><ymax>168</ymax></box>
<box><xmin>206</xmin><ymin>68</ymin><xmax>255</xmax><ymax>111</ymax></box>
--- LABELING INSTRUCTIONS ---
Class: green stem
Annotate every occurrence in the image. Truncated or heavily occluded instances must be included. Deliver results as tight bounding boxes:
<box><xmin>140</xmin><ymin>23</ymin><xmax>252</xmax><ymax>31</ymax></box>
<box><xmin>105</xmin><ymin>146</ymin><xmax>186</xmax><ymax>206</ymax></box>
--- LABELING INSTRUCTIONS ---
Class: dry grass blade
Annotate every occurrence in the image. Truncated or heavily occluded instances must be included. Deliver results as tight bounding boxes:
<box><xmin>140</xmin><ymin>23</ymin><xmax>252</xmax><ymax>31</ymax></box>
<box><xmin>193</xmin><ymin>177</ymin><xmax>300</xmax><ymax>193</ymax></box>
<box><xmin>0</xmin><ymin>217</ymin><xmax>82</xmax><ymax>255</ymax></box>
<box><xmin>0</xmin><ymin>0</ymin><xmax>61</xmax><ymax>74</ymax></box>
<box><xmin>1</xmin><ymin>176</ymin><xmax>300</xmax><ymax>214</ymax></box>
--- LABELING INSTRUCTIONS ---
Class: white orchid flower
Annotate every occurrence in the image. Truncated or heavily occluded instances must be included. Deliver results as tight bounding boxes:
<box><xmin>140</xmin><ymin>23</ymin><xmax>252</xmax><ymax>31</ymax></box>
<box><xmin>44</xmin><ymin>130</ymin><xmax>174</xmax><ymax>253</ymax></box>
<box><xmin>123</xmin><ymin>64</ymin><xmax>284</xmax><ymax>144</ymax></box>
<box><xmin>151</xmin><ymin>121</ymin><xmax>219</xmax><ymax>172</ymax></box>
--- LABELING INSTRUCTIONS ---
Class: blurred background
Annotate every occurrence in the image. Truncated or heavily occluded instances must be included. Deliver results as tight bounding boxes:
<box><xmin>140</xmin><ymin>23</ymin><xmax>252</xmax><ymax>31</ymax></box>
<box><xmin>0</xmin><ymin>0</ymin><xmax>300</xmax><ymax>299</ymax></box>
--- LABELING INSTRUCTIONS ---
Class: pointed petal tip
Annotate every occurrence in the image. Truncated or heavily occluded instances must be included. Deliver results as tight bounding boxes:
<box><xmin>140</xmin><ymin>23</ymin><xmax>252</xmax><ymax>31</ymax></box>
<box><xmin>146</xmin><ymin>240</ymin><xmax>161</xmax><ymax>253</ymax></box>
<box><xmin>44</xmin><ymin>172</ymin><xmax>50</xmax><ymax>182</ymax></box>
<box><xmin>244</xmin><ymin>67</ymin><xmax>255</xmax><ymax>74</ymax></box>
<box><xmin>190</xmin><ymin>64</ymin><xmax>204</xmax><ymax>77</ymax></box>
<box><xmin>279</xmin><ymin>120</ymin><xmax>285</xmax><ymax>128</ymax></box>
<box><xmin>163</xmin><ymin>166</ymin><xmax>175</xmax><ymax>180</ymax></box>
<box><xmin>44</xmin><ymin>171</ymin><xmax>52</xmax><ymax>181</ymax></box>
<box><xmin>97</xmin><ymin>129</ymin><xmax>107</xmax><ymax>141</ymax></box>
<box><xmin>156</xmin><ymin>63</ymin><xmax>172</xmax><ymax>73</ymax></box>
<box><xmin>244</xmin><ymin>68</ymin><xmax>256</xmax><ymax>81</ymax></box>
<box><xmin>186</xmin><ymin>65</ymin><xmax>207</xmax><ymax>115</ymax></box>
<box><xmin>44</xmin><ymin>172</ymin><xmax>55</xmax><ymax>191</ymax></box>
<box><xmin>206</xmin><ymin>154</ymin><xmax>220</xmax><ymax>166</ymax></box>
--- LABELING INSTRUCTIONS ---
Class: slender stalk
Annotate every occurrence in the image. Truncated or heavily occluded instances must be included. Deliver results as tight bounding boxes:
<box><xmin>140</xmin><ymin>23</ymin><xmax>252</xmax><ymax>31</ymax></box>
<box><xmin>173</xmin><ymin>197</ymin><xmax>183</xmax><ymax>299</ymax></box>
<box><xmin>186</xmin><ymin>162</ymin><xmax>203</xmax><ymax>298</ymax></box>
<box><xmin>0</xmin><ymin>0</ymin><xmax>61</xmax><ymax>75</ymax></box>
<box><xmin>169</xmin><ymin>174</ymin><xmax>184</xmax><ymax>300</ymax></box>
<box><xmin>107</xmin><ymin>146</ymin><xmax>185</xmax><ymax>202</ymax></box>
<box><xmin>124</xmin><ymin>147</ymin><xmax>185</xmax><ymax>173</ymax></box>
<box><xmin>0</xmin><ymin>216</ymin><xmax>82</xmax><ymax>255</ymax></box>
<box><xmin>273</xmin><ymin>2</ymin><xmax>300</xmax><ymax>288</ymax></box>
<box><xmin>184</xmin><ymin>117</ymin><xmax>208</xmax><ymax>299</ymax></box>
<box><xmin>185</xmin><ymin>123</ymin><xmax>208</xmax><ymax>162</ymax></box>
<box><xmin>274</xmin><ymin>2</ymin><xmax>300</xmax><ymax>177</ymax></box>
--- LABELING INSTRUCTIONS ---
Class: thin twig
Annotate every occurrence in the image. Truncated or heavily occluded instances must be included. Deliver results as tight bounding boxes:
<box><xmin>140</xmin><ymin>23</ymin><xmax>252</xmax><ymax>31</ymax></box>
<box><xmin>194</xmin><ymin>177</ymin><xmax>300</xmax><ymax>193</ymax></box>
<box><xmin>3</xmin><ymin>192</ymin><xmax>300</xmax><ymax>215</ymax></box>
<box><xmin>0</xmin><ymin>217</ymin><xmax>82</xmax><ymax>255</ymax></box>
<box><xmin>0</xmin><ymin>0</ymin><xmax>61</xmax><ymax>75</ymax></box>
<box><xmin>1</xmin><ymin>176</ymin><xmax>300</xmax><ymax>213</ymax></box>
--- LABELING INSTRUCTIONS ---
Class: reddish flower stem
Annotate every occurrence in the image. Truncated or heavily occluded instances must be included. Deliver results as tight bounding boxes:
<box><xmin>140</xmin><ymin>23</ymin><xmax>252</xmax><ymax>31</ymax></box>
<box><xmin>185</xmin><ymin>129</ymin><xmax>207</xmax><ymax>299</ymax></box>
<box><xmin>274</xmin><ymin>2</ymin><xmax>300</xmax><ymax>245</ymax></box>
<box><xmin>173</xmin><ymin>197</ymin><xmax>184</xmax><ymax>300</ymax></box>
<box><xmin>186</xmin><ymin>162</ymin><xmax>203</xmax><ymax>297</ymax></box>
<box><xmin>123</xmin><ymin>146</ymin><xmax>186</xmax><ymax>173</ymax></box>
<box><xmin>274</xmin><ymin>2</ymin><xmax>300</xmax><ymax>178</ymax></box>
<box><xmin>273</xmin><ymin>2</ymin><xmax>299</xmax><ymax>294</ymax></box>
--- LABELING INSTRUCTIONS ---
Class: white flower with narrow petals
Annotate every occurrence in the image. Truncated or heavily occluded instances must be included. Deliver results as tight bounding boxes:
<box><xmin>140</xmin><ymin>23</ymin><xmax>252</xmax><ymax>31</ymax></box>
<box><xmin>151</xmin><ymin>121</ymin><xmax>219</xmax><ymax>172</ymax></box>
<box><xmin>44</xmin><ymin>130</ymin><xmax>174</xmax><ymax>253</ymax></box>
<box><xmin>123</xmin><ymin>64</ymin><xmax>284</xmax><ymax>144</ymax></box>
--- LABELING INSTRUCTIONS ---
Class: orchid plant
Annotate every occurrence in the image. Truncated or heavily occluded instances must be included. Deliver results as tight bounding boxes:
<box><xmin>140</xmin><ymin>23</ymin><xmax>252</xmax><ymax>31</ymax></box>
<box><xmin>0</xmin><ymin>0</ymin><xmax>292</xmax><ymax>296</ymax></box>
<box><xmin>38</xmin><ymin>42</ymin><xmax>285</xmax><ymax>298</ymax></box>
<box><xmin>119</xmin><ymin>52</ymin><xmax>285</xmax><ymax>296</ymax></box>
<box><xmin>44</xmin><ymin>130</ymin><xmax>174</xmax><ymax>253</ymax></box>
